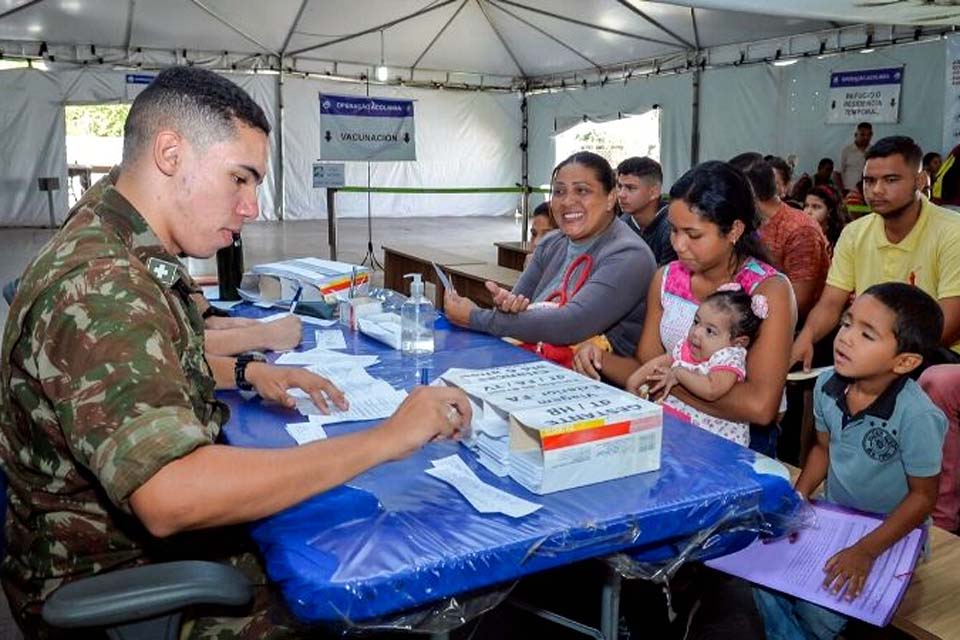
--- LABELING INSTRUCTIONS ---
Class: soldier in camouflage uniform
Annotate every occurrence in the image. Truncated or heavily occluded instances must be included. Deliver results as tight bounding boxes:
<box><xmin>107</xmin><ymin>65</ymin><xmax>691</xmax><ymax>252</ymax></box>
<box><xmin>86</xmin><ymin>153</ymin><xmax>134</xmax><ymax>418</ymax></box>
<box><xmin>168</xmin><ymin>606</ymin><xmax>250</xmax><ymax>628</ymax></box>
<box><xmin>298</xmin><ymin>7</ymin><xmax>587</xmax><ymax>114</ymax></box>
<box><xmin>0</xmin><ymin>66</ymin><xmax>471</xmax><ymax>638</ymax></box>
<box><xmin>63</xmin><ymin>166</ymin><xmax>304</xmax><ymax>357</ymax></box>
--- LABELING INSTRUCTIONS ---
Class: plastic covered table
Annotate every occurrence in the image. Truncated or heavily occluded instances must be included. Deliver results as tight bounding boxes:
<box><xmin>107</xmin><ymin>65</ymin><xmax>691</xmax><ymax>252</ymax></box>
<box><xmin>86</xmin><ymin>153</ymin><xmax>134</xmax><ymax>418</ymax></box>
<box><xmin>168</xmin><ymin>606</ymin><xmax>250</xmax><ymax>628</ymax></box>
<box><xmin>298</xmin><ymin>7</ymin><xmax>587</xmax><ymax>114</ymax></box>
<box><xmin>220</xmin><ymin>310</ymin><xmax>801</xmax><ymax>626</ymax></box>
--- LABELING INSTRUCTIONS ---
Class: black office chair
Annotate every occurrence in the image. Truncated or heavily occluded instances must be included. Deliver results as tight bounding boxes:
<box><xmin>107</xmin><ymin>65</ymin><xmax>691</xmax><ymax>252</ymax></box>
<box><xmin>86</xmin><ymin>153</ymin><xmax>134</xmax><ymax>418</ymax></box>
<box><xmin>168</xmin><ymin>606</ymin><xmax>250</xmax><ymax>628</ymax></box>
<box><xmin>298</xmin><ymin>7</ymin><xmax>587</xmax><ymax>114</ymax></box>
<box><xmin>0</xmin><ymin>470</ymin><xmax>253</xmax><ymax>640</ymax></box>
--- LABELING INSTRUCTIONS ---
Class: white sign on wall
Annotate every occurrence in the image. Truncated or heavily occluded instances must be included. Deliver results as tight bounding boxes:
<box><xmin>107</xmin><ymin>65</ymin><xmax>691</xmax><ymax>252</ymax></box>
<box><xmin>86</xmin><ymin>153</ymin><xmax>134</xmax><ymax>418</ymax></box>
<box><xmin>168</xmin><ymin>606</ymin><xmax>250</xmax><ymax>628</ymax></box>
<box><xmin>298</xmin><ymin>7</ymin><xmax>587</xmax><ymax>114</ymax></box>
<box><xmin>826</xmin><ymin>67</ymin><xmax>903</xmax><ymax>124</ymax></box>
<box><xmin>124</xmin><ymin>73</ymin><xmax>155</xmax><ymax>101</ymax></box>
<box><xmin>312</xmin><ymin>162</ymin><xmax>345</xmax><ymax>188</ymax></box>
<box><xmin>319</xmin><ymin>93</ymin><xmax>416</xmax><ymax>162</ymax></box>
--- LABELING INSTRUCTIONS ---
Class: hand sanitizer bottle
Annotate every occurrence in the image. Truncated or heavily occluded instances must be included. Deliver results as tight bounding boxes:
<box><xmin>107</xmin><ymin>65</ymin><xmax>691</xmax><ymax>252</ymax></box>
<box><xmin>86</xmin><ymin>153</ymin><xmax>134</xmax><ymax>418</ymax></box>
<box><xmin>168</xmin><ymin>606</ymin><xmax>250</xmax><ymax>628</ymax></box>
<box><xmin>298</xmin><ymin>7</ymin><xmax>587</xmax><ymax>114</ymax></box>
<box><xmin>401</xmin><ymin>273</ymin><xmax>435</xmax><ymax>355</ymax></box>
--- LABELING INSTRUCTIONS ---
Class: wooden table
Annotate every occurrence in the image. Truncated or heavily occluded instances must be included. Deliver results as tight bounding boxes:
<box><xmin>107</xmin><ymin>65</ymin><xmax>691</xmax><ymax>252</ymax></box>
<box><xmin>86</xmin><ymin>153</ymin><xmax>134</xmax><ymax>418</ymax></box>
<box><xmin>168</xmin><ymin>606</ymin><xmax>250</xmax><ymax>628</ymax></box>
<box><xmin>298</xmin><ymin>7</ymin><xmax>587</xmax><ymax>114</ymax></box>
<box><xmin>381</xmin><ymin>245</ymin><xmax>485</xmax><ymax>306</ymax></box>
<box><xmin>445</xmin><ymin>263</ymin><xmax>522</xmax><ymax>309</ymax></box>
<box><xmin>783</xmin><ymin>463</ymin><xmax>960</xmax><ymax>639</ymax></box>
<box><xmin>495</xmin><ymin>241</ymin><xmax>533</xmax><ymax>270</ymax></box>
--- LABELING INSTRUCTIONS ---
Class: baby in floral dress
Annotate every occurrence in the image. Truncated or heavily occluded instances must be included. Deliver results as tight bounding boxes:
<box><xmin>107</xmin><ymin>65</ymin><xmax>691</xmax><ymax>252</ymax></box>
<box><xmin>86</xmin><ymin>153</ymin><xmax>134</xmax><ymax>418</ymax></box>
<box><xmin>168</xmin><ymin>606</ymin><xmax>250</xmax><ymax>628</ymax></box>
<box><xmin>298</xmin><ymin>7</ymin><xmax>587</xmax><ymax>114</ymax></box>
<box><xmin>645</xmin><ymin>284</ymin><xmax>767</xmax><ymax>446</ymax></box>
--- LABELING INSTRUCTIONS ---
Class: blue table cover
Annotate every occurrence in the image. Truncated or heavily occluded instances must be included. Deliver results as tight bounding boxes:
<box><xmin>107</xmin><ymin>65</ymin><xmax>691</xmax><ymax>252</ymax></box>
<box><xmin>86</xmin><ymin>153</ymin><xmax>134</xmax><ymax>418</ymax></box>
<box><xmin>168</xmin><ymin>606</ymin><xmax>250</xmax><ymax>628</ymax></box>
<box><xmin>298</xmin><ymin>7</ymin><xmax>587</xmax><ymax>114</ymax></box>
<box><xmin>220</xmin><ymin>309</ymin><xmax>801</xmax><ymax>624</ymax></box>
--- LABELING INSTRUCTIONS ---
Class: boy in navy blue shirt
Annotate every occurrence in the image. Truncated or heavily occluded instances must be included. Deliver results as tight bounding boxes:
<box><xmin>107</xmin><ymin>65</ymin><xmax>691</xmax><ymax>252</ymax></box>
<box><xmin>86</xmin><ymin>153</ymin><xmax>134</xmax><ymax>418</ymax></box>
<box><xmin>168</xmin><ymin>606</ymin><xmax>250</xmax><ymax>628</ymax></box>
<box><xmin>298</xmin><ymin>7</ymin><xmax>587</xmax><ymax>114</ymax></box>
<box><xmin>756</xmin><ymin>283</ymin><xmax>947</xmax><ymax>638</ymax></box>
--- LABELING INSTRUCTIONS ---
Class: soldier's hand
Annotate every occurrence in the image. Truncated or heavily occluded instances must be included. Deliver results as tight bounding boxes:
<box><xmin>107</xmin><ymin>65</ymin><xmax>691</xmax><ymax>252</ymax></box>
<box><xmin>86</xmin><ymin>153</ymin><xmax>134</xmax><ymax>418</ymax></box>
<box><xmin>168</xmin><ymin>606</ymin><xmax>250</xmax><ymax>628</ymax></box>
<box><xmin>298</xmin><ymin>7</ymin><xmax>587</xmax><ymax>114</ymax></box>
<box><xmin>260</xmin><ymin>315</ymin><xmax>303</xmax><ymax>351</ymax></box>
<box><xmin>205</xmin><ymin>316</ymin><xmax>259</xmax><ymax>330</ymax></box>
<box><xmin>375</xmin><ymin>387</ymin><xmax>472</xmax><ymax>461</ymax></box>
<box><xmin>245</xmin><ymin>363</ymin><xmax>347</xmax><ymax>413</ymax></box>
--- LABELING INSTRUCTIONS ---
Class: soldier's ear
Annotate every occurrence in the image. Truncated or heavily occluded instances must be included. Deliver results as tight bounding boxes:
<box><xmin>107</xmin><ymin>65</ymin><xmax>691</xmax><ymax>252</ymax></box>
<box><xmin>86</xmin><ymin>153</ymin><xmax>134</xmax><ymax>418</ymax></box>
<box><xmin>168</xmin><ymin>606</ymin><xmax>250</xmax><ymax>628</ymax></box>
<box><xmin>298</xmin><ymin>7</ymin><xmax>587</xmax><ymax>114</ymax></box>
<box><xmin>154</xmin><ymin>130</ymin><xmax>182</xmax><ymax>177</ymax></box>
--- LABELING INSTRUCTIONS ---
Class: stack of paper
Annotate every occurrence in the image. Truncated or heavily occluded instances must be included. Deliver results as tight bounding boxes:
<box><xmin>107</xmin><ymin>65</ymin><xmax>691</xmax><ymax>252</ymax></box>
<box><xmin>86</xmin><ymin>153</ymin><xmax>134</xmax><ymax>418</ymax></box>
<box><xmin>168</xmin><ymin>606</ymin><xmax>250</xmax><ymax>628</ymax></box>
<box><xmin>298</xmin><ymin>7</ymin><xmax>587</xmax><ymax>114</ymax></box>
<box><xmin>425</xmin><ymin>454</ymin><xmax>541</xmax><ymax>519</ymax></box>
<box><xmin>238</xmin><ymin>257</ymin><xmax>370</xmax><ymax>306</ymax></box>
<box><xmin>508</xmin><ymin>394</ymin><xmax>662</xmax><ymax>494</ymax></box>
<box><xmin>438</xmin><ymin>362</ymin><xmax>643</xmax><ymax>481</ymax></box>
<box><xmin>357</xmin><ymin>312</ymin><xmax>403</xmax><ymax>350</ymax></box>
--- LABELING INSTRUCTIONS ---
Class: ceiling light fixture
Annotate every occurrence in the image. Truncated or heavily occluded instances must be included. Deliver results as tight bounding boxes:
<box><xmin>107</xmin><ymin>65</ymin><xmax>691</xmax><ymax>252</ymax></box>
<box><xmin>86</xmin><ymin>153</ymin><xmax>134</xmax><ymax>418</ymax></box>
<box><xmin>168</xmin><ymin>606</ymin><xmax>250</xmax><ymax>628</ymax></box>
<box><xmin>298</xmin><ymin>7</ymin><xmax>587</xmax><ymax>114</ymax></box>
<box><xmin>376</xmin><ymin>30</ymin><xmax>388</xmax><ymax>82</ymax></box>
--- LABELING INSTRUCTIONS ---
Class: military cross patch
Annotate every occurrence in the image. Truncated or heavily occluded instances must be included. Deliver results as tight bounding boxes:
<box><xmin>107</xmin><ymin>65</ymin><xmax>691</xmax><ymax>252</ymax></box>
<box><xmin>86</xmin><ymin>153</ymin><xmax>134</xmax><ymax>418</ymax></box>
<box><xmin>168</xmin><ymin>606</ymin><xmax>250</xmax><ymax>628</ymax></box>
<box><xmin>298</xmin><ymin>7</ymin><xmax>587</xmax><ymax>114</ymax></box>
<box><xmin>146</xmin><ymin>257</ymin><xmax>180</xmax><ymax>288</ymax></box>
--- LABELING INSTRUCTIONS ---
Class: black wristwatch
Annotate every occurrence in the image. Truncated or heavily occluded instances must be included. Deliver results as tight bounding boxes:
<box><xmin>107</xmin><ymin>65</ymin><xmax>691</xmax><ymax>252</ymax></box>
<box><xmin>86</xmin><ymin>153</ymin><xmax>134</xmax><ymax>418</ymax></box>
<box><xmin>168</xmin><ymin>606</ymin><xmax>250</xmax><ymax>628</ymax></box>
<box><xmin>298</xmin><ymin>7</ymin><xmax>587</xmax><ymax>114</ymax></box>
<box><xmin>234</xmin><ymin>352</ymin><xmax>266</xmax><ymax>391</ymax></box>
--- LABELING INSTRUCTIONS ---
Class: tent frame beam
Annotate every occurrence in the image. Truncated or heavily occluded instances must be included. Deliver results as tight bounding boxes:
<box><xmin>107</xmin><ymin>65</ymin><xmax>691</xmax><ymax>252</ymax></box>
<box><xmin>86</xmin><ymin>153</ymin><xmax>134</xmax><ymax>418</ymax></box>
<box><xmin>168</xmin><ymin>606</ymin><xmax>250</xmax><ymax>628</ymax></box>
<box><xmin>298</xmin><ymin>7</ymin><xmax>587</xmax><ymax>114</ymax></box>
<box><xmin>281</xmin><ymin>0</ymin><xmax>310</xmax><ymax>56</ymax></box>
<box><xmin>487</xmin><ymin>0</ymin><xmax>603</xmax><ymax>72</ymax></box>
<box><xmin>493</xmin><ymin>0</ymin><xmax>684</xmax><ymax>50</ymax></box>
<box><xmin>616</xmin><ymin>0</ymin><xmax>695</xmax><ymax>50</ymax></box>
<box><xmin>690</xmin><ymin>8</ymin><xmax>701</xmax><ymax>50</ymax></box>
<box><xmin>476</xmin><ymin>0</ymin><xmax>526</xmax><ymax>77</ymax></box>
<box><xmin>188</xmin><ymin>0</ymin><xmax>279</xmax><ymax>56</ymax></box>
<box><xmin>0</xmin><ymin>0</ymin><xmax>46</xmax><ymax>24</ymax></box>
<box><xmin>412</xmin><ymin>0</ymin><xmax>470</xmax><ymax>71</ymax></box>
<box><xmin>288</xmin><ymin>0</ymin><xmax>458</xmax><ymax>57</ymax></box>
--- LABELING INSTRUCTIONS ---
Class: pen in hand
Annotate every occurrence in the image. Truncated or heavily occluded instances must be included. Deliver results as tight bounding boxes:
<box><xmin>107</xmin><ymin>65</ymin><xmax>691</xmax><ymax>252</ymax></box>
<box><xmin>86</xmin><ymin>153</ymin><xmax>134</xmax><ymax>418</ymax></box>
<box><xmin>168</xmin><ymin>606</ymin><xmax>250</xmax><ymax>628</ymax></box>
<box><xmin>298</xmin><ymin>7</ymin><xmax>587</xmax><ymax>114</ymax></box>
<box><xmin>289</xmin><ymin>285</ymin><xmax>304</xmax><ymax>315</ymax></box>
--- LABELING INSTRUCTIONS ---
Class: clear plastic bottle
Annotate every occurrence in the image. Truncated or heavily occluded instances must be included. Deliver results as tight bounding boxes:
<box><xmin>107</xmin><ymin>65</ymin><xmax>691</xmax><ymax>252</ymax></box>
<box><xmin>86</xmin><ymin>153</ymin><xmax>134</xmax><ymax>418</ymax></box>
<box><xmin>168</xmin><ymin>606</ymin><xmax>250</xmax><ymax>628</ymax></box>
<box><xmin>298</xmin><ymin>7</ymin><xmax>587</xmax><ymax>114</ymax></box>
<box><xmin>400</xmin><ymin>273</ymin><xmax>435</xmax><ymax>355</ymax></box>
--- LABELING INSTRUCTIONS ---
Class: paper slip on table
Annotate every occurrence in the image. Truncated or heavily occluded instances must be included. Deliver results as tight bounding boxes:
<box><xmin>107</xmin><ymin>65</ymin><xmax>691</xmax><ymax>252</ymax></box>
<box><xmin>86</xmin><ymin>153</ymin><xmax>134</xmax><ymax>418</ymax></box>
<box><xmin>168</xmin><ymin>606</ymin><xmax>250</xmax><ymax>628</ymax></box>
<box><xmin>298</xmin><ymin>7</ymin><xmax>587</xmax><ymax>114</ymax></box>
<box><xmin>494</xmin><ymin>241</ymin><xmax>533</xmax><ymax>271</ymax></box>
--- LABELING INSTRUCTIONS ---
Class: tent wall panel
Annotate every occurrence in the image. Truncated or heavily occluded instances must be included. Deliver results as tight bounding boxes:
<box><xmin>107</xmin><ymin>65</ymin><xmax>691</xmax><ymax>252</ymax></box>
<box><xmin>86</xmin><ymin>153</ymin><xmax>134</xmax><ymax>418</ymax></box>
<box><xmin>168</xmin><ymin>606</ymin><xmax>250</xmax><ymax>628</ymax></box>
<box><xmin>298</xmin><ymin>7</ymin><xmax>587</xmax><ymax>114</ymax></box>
<box><xmin>527</xmin><ymin>73</ymin><xmax>694</xmax><ymax>194</ymax></box>
<box><xmin>281</xmin><ymin>76</ymin><xmax>521</xmax><ymax>219</ymax></box>
<box><xmin>528</xmin><ymin>40</ymin><xmax>945</xmax><ymax>192</ymax></box>
<box><xmin>0</xmin><ymin>71</ymin><xmax>68</xmax><ymax>227</ymax></box>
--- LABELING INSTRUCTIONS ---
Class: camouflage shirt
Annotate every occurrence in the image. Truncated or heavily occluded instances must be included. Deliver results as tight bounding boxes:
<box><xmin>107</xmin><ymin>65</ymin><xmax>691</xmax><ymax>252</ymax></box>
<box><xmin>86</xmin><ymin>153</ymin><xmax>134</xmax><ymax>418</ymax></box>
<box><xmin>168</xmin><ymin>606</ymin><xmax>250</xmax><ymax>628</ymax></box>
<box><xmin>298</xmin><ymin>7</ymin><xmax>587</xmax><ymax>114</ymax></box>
<box><xmin>0</xmin><ymin>185</ymin><xmax>229</xmax><ymax>620</ymax></box>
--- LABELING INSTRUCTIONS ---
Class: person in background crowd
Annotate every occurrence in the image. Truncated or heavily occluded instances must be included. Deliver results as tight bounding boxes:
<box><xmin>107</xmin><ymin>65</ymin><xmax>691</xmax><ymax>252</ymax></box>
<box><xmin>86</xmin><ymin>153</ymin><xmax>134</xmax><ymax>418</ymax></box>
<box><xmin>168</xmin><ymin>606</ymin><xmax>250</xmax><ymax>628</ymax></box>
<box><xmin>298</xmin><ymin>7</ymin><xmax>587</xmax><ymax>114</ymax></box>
<box><xmin>765</xmin><ymin>155</ymin><xmax>796</xmax><ymax>205</ymax></box>
<box><xmin>836</xmin><ymin>122</ymin><xmax>873</xmax><ymax>194</ymax></box>
<box><xmin>529</xmin><ymin>201</ymin><xmax>558</xmax><ymax>250</ymax></box>
<box><xmin>789</xmin><ymin>157</ymin><xmax>837</xmax><ymax>204</ymax></box>
<box><xmin>804</xmin><ymin>184</ymin><xmax>851</xmax><ymax>252</ymax></box>
<box><xmin>525</xmin><ymin>201</ymin><xmax>559</xmax><ymax>268</ymax></box>
<box><xmin>616</xmin><ymin>156</ymin><xmax>677</xmax><ymax>266</ymax></box>
<box><xmin>730</xmin><ymin>152</ymin><xmax>830</xmax><ymax>321</ymax></box>
<box><xmin>792</xmin><ymin>135</ymin><xmax>960</xmax><ymax>531</ymax></box>
<box><xmin>924</xmin><ymin>151</ymin><xmax>943</xmax><ymax>184</ymax></box>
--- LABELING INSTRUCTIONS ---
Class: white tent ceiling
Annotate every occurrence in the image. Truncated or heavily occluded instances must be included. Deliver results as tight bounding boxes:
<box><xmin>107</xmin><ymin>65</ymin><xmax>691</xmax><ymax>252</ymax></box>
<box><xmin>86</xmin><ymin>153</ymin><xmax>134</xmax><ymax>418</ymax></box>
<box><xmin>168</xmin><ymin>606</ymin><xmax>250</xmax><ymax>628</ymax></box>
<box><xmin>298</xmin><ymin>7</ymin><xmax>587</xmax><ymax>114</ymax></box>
<box><xmin>0</xmin><ymin>0</ymin><xmax>865</xmax><ymax>89</ymax></box>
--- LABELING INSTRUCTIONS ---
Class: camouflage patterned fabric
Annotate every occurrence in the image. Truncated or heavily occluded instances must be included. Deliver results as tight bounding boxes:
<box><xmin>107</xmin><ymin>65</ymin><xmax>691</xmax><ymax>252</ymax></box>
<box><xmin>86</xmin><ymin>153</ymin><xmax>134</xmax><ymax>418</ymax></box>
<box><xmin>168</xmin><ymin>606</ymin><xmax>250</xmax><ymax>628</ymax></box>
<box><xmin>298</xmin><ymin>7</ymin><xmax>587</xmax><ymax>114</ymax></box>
<box><xmin>0</xmin><ymin>184</ymin><xmax>307</xmax><ymax>638</ymax></box>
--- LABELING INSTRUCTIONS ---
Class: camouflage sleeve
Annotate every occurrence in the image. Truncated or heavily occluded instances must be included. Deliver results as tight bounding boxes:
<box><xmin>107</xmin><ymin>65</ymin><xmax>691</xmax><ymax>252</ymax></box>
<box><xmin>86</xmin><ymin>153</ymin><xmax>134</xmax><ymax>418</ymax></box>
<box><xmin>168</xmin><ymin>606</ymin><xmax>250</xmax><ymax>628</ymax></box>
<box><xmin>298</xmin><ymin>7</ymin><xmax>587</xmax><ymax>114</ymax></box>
<box><xmin>24</xmin><ymin>256</ymin><xmax>215</xmax><ymax>512</ymax></box>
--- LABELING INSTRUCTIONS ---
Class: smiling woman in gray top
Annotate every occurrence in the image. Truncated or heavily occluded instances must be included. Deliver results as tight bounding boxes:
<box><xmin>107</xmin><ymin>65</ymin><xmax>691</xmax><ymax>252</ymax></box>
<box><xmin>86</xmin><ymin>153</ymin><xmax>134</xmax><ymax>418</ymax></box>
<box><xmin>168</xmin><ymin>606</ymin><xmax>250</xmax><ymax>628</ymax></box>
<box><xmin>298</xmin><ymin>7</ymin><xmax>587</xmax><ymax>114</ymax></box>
<box><xmin>444</xmin><ymin>152</ymin><xmax>656</xmax><ymax>356</ymax></box>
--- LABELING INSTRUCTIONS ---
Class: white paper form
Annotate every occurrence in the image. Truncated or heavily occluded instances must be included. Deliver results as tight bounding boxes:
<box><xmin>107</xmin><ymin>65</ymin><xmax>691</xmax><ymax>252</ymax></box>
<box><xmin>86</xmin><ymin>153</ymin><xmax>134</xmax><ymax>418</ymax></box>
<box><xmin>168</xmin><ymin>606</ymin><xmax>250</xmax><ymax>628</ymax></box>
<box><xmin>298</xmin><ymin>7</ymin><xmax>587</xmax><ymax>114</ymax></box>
<box><xmin>285</xmin><ymin>422</ymin><xmax>327</xmax><ymax>445</ymax></box>
<box><xmin>257</xmin><ymin>312</ymin><xmax>338</xmax><ymax>328</ymax></box>
<box><xmin>426</xmin><ymin>455</ymin><xmax>541</xmax><ymax>518</ymax></box>
<box><xmin>275</xmin><ymin>348</ymin><xmax>378</xmax><ymax>368</ymax></box>
<box><xmin>314</xmin><ymin>329</ymin><xmax>347</xmax><ymax>350</ymax></box>
<box><xmin>295</xmin><ymin>390</ymin><xmax>406</xmax><ymax>423</ymax></box>
<box><xmin>290</xmin><ymin>361</ymin><xmax>406</xmax><ymax>423</ymax></box>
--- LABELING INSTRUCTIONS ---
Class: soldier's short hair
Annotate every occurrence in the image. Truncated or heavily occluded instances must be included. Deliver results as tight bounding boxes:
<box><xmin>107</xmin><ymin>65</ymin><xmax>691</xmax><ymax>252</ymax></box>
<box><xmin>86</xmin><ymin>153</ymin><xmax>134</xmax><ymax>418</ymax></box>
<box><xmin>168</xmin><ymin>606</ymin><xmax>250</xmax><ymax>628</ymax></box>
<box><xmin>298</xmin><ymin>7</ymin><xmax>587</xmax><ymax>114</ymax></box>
<box><xmin>122</xmin><ymin>66</ymin><xmax>270</xmax><ymax>165</ymax></box>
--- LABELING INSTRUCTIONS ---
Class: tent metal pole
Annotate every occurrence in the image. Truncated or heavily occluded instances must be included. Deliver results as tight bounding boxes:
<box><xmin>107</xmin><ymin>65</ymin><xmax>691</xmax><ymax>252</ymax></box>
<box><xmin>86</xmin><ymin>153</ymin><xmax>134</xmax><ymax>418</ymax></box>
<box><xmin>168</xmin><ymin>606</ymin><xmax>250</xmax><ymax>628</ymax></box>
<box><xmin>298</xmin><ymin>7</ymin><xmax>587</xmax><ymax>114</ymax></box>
<box><xmin>520</xmin><ymin>93</ymin><xmax>530</xmax><ymax>243</ymax></box>
<box><xmin>690</xmin><ymin>65</ymin><xmax>701</xmax><ymax>166</ymax></box>
<box><xmin>276</xmin><ymin>71</ymin><xmax>285</xmax><ymax>221</ymax></box>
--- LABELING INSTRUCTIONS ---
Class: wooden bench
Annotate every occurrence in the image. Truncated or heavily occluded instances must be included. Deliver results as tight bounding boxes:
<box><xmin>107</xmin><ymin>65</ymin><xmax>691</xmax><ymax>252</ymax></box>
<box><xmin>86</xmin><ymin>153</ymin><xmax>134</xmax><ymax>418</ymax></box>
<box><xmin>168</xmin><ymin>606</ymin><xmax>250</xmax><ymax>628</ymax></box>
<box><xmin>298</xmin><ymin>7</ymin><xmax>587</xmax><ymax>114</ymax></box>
<box><xmin>783</xmin><ymin>463</ymin><xmax>960</xmax><ymax>639</ymax></box>
<box><xmin>495</xmin><ymin>241</ymin><xmax>533</xmax><ymax>271</ymax></box>
<box><xmin>382</xmin><ymin>245</ymin><xmax>485</xmax><ymax>307</ymax></box>
<box><xmin>444</xmin><ymin>263</ymin><xmax>522</xmax><ymax>309</ymax></box>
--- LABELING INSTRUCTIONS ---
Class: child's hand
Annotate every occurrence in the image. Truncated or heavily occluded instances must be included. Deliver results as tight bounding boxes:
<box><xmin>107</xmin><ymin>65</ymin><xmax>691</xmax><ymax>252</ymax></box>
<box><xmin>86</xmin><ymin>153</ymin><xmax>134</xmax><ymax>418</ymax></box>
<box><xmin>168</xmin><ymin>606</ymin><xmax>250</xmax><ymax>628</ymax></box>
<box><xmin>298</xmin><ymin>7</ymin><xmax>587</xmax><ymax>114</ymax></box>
<box><xmin>823</xmin><ymin>543</ymin><xmax>875</xmax><ymax>601</ymax></box>
<box><xmin>647</xmin><ymin>366</ymin><xmax>678</xmax><ymax>402</ymax></box>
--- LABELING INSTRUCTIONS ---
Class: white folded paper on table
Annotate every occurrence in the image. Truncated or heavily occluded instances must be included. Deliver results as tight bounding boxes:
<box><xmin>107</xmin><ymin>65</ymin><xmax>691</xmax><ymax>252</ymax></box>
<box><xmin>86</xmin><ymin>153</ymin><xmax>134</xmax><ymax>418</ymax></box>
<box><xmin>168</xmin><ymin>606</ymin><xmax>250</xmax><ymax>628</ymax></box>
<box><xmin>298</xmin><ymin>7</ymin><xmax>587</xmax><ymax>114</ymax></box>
<box><xmin>426</xmin><ymin>454</ymin><xmax>541</xmax><ymax>518</ymax></box>
<box><xmin>285</xmin><ymin>422</ymin><xmax>328</xmax><ymax>445</ymax></box>
<box><xmin>275</xmin><ymin>348</ymin><xmax>379</xmax><ymax>368</ymax></box>
<box><xmin>358</xmin><ymin>312</ymin><xmax>403</xmax><ymax>350</ymax></box>
<box><xmin>314</xmin><ymin>329</ymin><xmax>347</xmax><ymax>350</ymax></box>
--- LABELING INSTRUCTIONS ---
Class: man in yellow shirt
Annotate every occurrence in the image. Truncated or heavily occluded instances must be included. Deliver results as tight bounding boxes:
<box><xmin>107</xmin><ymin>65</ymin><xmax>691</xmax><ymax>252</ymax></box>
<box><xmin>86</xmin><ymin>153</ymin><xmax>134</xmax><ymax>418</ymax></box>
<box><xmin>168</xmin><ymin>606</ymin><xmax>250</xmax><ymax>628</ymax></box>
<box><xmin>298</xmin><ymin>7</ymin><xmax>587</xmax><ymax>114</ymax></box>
<box><xmin>792</xmin><ymin>135</ymin><xmax>960</xmax><ymax>531</ymax></box>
